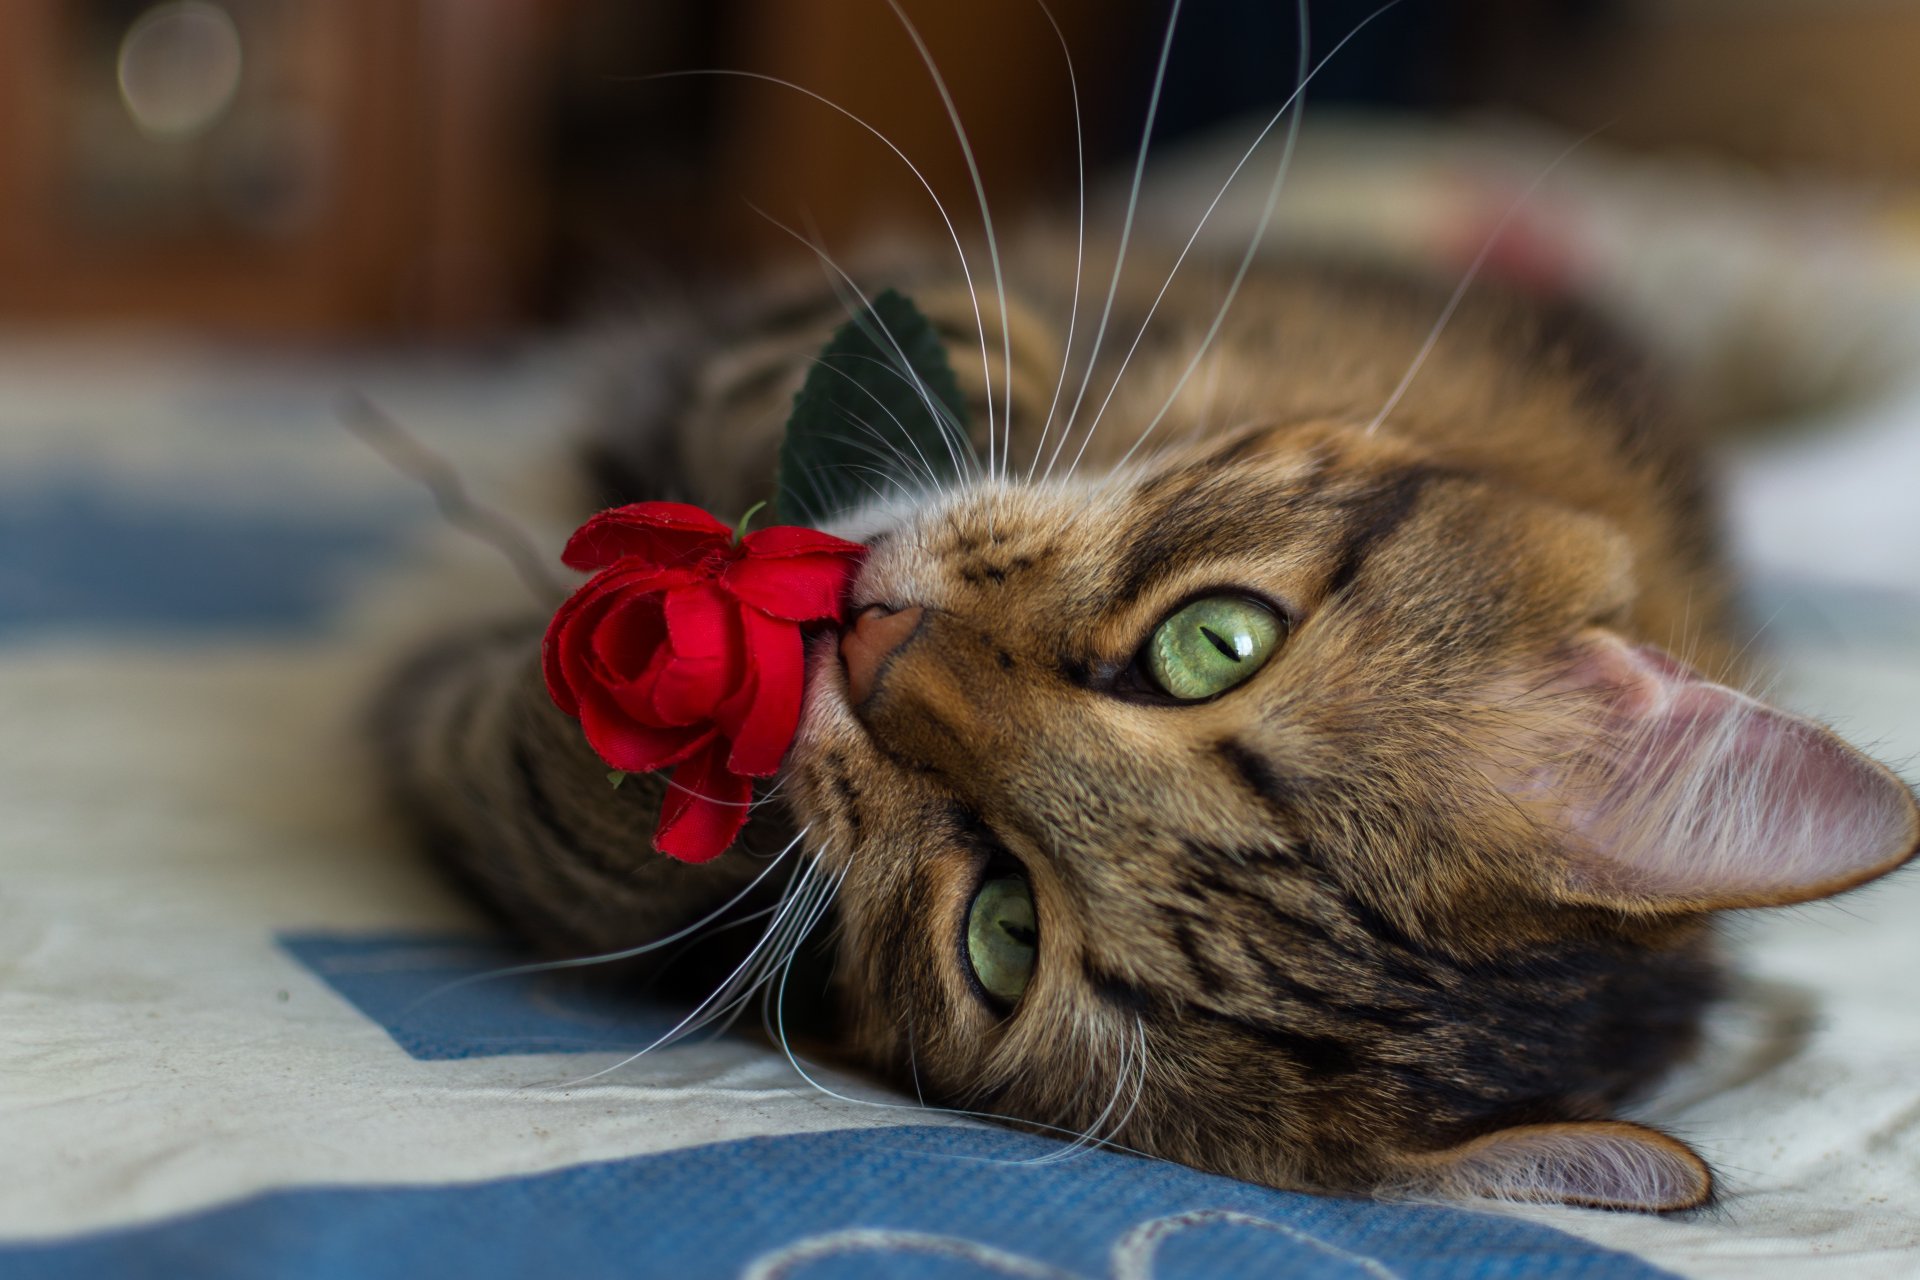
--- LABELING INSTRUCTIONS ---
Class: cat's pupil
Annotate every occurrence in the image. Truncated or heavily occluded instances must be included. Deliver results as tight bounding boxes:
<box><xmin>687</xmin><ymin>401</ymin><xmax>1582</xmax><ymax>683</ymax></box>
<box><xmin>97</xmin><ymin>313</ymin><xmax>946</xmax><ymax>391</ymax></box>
<box><xmin>1200</xmin><ymin>626</ymin><xmax>1243</xmax><ymax>661</ymax></box>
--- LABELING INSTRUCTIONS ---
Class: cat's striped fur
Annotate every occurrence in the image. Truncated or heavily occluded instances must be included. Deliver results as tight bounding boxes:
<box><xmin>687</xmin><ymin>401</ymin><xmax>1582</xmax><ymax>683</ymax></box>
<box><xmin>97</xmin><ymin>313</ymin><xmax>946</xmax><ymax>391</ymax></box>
<box><xmin>377</xmin><ymin>232</ymin><xmax>1919</xmax><ymax>1212</ymax></box>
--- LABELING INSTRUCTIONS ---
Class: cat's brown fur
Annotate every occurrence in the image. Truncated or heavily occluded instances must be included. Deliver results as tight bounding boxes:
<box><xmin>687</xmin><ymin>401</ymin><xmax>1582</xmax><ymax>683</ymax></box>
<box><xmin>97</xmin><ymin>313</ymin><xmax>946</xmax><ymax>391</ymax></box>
<box><xmin>377</xmin><ymin>232</ymin><xmax>1919</xmax><ymax>1213</ymax></box>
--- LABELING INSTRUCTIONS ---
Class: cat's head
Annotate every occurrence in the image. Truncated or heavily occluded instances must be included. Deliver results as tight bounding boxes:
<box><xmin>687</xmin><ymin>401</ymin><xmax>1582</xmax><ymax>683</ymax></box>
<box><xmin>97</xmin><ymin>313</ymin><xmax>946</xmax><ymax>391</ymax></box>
<box><xmin>785</xmin><ymin>417</ymin><xmax>1918</xmax><ymax>1212</ymax></box>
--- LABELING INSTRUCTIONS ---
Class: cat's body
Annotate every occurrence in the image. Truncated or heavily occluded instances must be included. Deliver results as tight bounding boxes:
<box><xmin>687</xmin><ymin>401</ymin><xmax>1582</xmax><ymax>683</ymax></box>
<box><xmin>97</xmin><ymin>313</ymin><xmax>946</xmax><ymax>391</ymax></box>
<box><xmin>378</xmin><ymin>229</ymin><xmax>1919</xmax><ymax>1212</ymax></box>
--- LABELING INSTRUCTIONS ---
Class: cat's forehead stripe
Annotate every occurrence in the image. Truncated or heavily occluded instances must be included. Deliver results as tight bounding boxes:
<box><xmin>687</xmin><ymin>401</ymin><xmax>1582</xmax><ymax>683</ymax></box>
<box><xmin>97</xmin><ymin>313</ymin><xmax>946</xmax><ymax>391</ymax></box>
<box><xmin>1111</xmin><ymin>471</ymin><xmax>1317</xmax><ymax>602</ymax></box>
<box><xmin>1320</xmin><ymin>465</ymin><xmax>1455</xmax><ymax>600</ymax></box>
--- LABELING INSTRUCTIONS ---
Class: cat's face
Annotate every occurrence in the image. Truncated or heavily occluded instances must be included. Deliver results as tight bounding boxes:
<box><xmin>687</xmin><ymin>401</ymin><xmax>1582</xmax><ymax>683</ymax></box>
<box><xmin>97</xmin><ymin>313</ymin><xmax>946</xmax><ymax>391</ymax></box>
<box><xmin>786</xmin><ymin>418</ymin><xmax>1919</xmax><ymax>1211</ymax></box>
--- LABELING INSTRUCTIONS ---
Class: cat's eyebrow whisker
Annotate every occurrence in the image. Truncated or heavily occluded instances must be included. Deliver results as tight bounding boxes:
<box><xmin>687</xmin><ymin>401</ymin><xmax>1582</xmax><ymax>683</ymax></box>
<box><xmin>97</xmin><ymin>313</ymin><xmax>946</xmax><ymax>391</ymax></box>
<box><xmin>1365</xmin><ymin>124</ymin><xmax>1608</xmax><ymax>438</ymax></box>
<box><xmin>905</xmin><ymin>1001</ymin><xmax>928</xmax><ymax>1108</ymax></box>
<box><xmin>817</xmin><ymin>354</ymin><xmax>966</xmax><ymax>487</ymax></box>
<box><xmin>1077</xmin><ymin>1</ymin><xmax>1401</xmax><ymax>482</ymax></box>
<box><xmin>1724</xmin><ymin>599</ymin><xmax>1789</xmax><ymax>679</ymax></box>
<box><xmin>749</xmin><ymin>207</ymin><xmax>977</xmax><ymax>490</ymax></box>
<box><xmin>1098</xmin><ymin>4</ymin><xmax>1394</xmax><ymax>484</ymax></box>
<box><xmin>807</xmin><ymin>415</ymin><xmax>939</xmax><ymax>495</ymax></box>
<box><xmin>392</xmin><ymin>827</ymin><xmax>806</xmax><ymax>1023</ymax></box>
<box><xmin>1049</xmin><ymin>0</ymin><xmax>1185</xmax><ymax>482</ymax></box>
<box><xmin>1084</xmin><ymin>1016</ymin><xmax>1150</xmax><ymax>1163</ymax></box>
<box><xmin>634</xmin><ymin>67</ymin><xmax>989</xmax><ymax>437</ymax></box>
<box><xmin>878</xmin><ymin>0</ymin><xmax>1012</xmax><ymax>484</ymax></box>
<box><xmin>1023</xmin><ymin>0</ymin><xmax>1087</xmax><ymax>485</ymax></box>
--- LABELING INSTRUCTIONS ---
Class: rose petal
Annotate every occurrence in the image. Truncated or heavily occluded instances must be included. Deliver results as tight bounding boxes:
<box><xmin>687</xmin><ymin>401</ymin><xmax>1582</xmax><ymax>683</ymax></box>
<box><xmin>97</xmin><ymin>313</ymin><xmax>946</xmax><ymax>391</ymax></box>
<box><xmin>541</xmin><ymin>591</ymin><xmax>591</xmax><ymax>715</ymax></box>
<box><xmin>592</xmin><ymin>593</ymin><xmax>669</xmax><ymax>683</ymax></box>
<box><xmin>561</xmin><ymin>502</ymin><xmax>732</xmax><ymax>572</ymax></box>
<box><xmin>578</xmin><ymin>696</ymin><xmax>714</xmax><ymax>773</ymax></box>
<box><xmin>641</xmin><ymin>584</ymin><xmax>743</xmax><ymax>725</ymax></box>
<box><xmin>738</xmin><ymin>525</ymin><xmax>867</xmax><ymax>560</ymax></box>
<box><xmin>719</xmin><ymin>612</ymin><xmax>804</xmax><ymax>776</ymax></box>
<box><xmin>551</xmin><ymin>562</ymin><xmax>694</xmax><ymax>703</ymax></box>
<box><xmin>654</xmin><ymin>740</ymin><xmax>753</xmax><ymax>863</ymax></box>
<box><xmin>663</xmin><ymin>583</ymin><xmax>737</xmax><ymax>663</ymax></box>
<box><xmin>722</xmin><ymin>550</ymin><xmax>865</xmax><ymax>622</ymax></box>
<box><xmin>548</xmin><ymin>572</ymin><xmax>636</xmax><ymax>715</ymax></box>
<box><xmin>651</xmin><ymin>658</ymin><xmax>737</xmax><ymax>727</ymax></box>
<box><xmin>607</xmin><ymin>643</ymin><xmax>679</xmax><ymax>727</ymax></box>
<box><xmin>548</xmin><ymin>565</ymin><xmax>700</xmax><ymax>728</ymax></box>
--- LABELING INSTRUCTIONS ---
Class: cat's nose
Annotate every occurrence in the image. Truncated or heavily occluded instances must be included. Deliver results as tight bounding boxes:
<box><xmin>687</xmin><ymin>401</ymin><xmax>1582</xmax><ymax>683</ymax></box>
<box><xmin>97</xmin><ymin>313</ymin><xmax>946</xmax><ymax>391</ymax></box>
<box><xmin>840</xmin><ymin>604</ymin><xmax>925</xmax><ymax>705</ymax></box>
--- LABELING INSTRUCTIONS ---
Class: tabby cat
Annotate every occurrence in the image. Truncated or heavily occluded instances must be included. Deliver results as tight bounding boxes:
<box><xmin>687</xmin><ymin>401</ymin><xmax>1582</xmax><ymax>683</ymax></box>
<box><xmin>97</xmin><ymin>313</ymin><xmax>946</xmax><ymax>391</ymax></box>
<box><xmin>377</xmin><ymin>229</ymin><xmax>1920</xmax><ymax>1213</ymax></box>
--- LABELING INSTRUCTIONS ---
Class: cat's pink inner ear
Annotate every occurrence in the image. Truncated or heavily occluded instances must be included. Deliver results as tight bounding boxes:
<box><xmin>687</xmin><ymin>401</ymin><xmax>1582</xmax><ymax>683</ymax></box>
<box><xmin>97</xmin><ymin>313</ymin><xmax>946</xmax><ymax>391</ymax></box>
<box><xmin>1401</xmin><ymin>1121</ymin><xmax>1712</xmax><ymax>1212</ymax></box>
<box><xmin>1543</xmin><ymin>634</ymin><xmax>1919</xmax><ymax>911</ymax></box>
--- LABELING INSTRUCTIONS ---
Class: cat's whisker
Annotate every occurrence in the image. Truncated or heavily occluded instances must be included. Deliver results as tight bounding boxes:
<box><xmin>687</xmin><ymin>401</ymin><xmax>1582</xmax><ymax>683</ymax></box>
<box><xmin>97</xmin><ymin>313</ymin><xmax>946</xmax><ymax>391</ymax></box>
<box><xmin>879</xmin><ymin>0</ymin><xmax>1010</xmax><ymax>482</ymax></box>
<box><xmin>748</xmin><ymin>857</ymin><xmax>852</xmax><ymax>1042</ymax></box>
<box><xmin>543</xmin><ymin>850</ymin><xmax>824</xmax><ymax>1088</ymax></box>
<box><xmin>1049</xmin><ymin>0</ymin><xmax>1185</xmax><ymax>478</ymax></box>
<box><xmin>1365</xmin><ymin>125</ymin><xmax>1608</xmax><ymax>438</ymax></box>
<box><xmin>647</xmin><ymin>902</ymin><xmax>784</xmax><ymax>981</ymax></box>
<box><xmin>655</xmin><ymin>769</ymin><xmax>794</xmax><ymax>815</ymax></box>
<box><xmin>392</xmin><ymin>827</ymin><xmax>806</xmax><ymax>1025</ymax></box>
<box><xmin>723</xmin><ymin>856</ymin><xmax>843</xmax><ymax>1041</ymax></box>
<box><xmin>1016</xmin><ymin>1014</ymin><xmax>1144</xmax><ymax>1167</ymax></box>
<box><xmin>766</xmin><ymin>907</ymin><xmax>1165</xmax><ymax>1166</ymax></box>
<box><xmin>1023</xmin><ymin>0</ymin><xmax>1087</xmax><ymax>485</ymax></box>
<box><xmin>673</xmin><ymin>850</ymin><xmax>839</xmax><ymax>1046</ymax></box>
<box><xmin>832</xmin><ymin>462</ymin><xmax>923</xmax><ymax>510</ymax></box>
<box><xmin>1074</xmin><ymin>2</ymin><xmax>1403</xmax><ymax>478</ymax></box>
<box><xmin>783</xmin><ymin>223</ymin><xmax>979</xmax><ymax>485</ymax></box>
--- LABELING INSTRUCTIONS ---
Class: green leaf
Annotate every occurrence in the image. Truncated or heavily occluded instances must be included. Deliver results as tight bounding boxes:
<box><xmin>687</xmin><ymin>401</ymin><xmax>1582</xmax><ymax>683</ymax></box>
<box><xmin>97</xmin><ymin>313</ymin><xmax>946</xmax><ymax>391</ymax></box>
<box><xmin>776</xmin><ymin>288</ymin><xmax>970</xmax><ymax>526</ymax></box>
<box><xmin>607</xmin><ymin>770</ymin><xmax>628</xmax><ymax>789</ymax></box>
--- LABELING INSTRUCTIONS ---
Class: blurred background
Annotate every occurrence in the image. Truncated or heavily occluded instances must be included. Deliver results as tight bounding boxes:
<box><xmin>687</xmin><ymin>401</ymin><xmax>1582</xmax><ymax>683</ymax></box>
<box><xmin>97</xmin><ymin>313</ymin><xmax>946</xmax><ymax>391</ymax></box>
<box><xmin>7</xmin><ymin>0</ymin><xmax>1920</xmax><ymax>340</ymax></box>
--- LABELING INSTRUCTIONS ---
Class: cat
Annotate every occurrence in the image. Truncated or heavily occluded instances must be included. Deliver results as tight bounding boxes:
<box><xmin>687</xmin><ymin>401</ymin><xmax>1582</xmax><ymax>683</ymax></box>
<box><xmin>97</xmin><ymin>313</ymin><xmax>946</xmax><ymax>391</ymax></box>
<box><xmin>374</xmin><ymin>225</ymin><xmax>1920</xmax><ymax>1214</ymax></box>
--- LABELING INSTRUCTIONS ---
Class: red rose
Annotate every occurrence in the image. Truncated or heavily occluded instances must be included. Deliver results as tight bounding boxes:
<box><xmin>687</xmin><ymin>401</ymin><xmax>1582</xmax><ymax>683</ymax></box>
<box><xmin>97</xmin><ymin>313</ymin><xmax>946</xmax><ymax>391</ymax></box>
<box><xmin>541</xmin><ymin>502</ymin><xmax>865</xmax><ymax>863</ymax></box>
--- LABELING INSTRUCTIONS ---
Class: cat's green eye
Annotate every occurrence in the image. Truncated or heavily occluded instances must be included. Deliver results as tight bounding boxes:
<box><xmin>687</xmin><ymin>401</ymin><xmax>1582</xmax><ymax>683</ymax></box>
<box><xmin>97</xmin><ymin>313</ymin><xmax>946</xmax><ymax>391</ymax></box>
<box><xmin>966</xmin><ymin>874</ymin><xmax>1037</xmax><ymax>1006</ymax></box>
<box><xmin>1144</xmin><ymin>596</ymin><xmax>1283</xmax><ymax>701</ymax></box>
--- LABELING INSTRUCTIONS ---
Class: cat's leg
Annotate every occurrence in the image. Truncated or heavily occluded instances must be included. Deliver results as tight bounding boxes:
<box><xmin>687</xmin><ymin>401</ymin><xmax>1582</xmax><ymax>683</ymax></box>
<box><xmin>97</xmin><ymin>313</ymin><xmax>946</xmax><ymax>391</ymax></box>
<box><xmin>372</xmin><ymin>616</ymin><xmax>792</xmax><ymax>966</ymax></box>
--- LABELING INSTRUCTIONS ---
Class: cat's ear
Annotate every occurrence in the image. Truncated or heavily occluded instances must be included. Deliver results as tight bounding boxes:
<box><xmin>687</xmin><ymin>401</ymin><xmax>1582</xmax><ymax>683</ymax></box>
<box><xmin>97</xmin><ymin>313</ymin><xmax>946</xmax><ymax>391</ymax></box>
<box><xmin>1394</xmin><ymin>1121</ymin><xmax>1713</xmax><ymax>1212</ymax></box>
<box><xmin>1529</xmin><ymin>632</ymin><xmax>1919</xmax><ymax>912</ymax></box>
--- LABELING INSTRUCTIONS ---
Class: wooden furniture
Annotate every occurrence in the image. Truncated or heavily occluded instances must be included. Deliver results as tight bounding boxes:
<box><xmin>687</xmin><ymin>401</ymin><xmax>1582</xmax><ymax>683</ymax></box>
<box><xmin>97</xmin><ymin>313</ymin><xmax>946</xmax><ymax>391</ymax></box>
<box><xmin>0</xmin><ymin>0</ymin><xmax>561</xmax><ymax>338</ymax></box>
